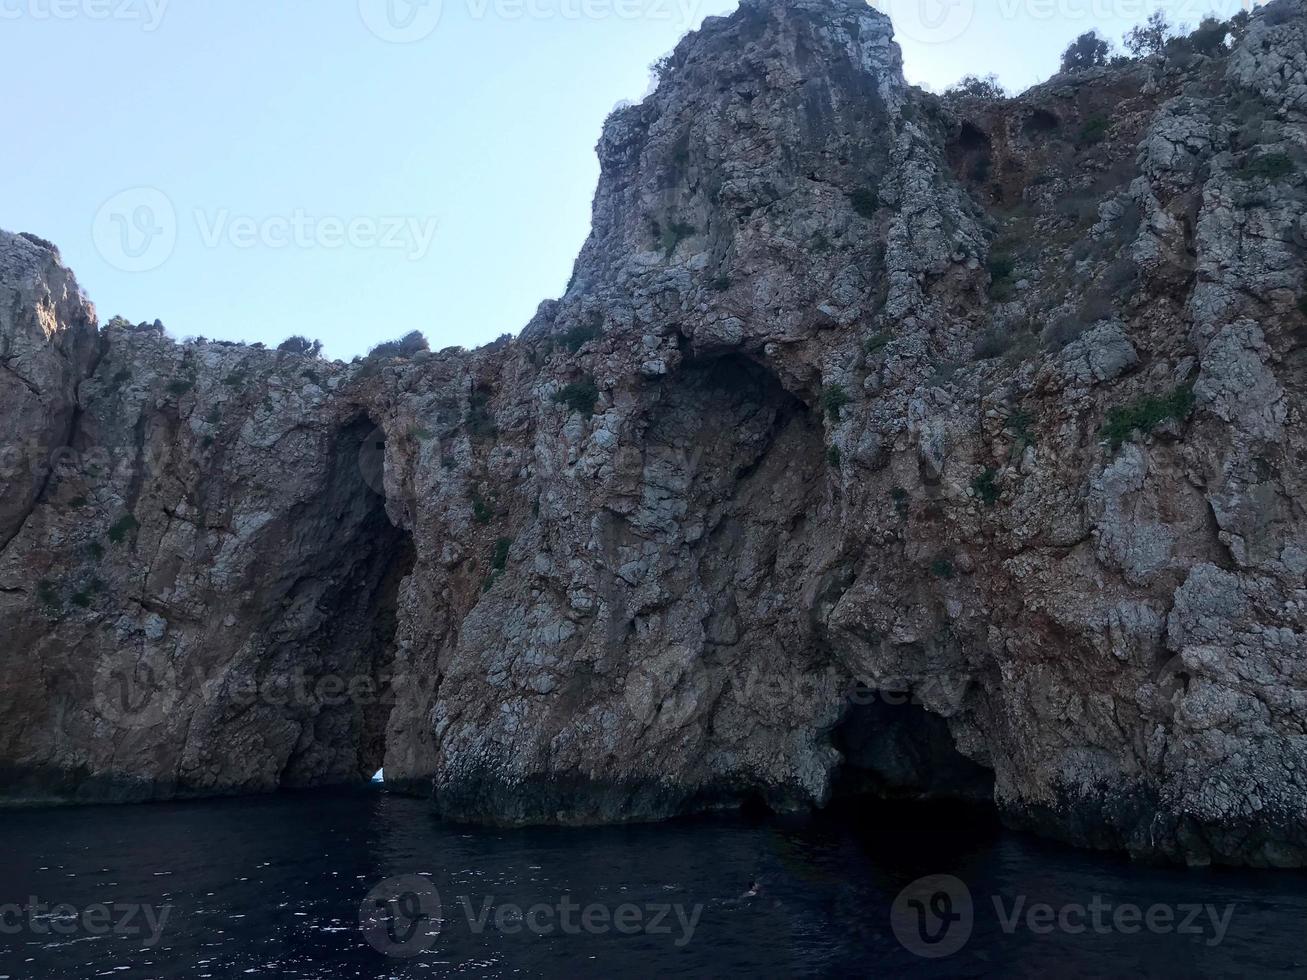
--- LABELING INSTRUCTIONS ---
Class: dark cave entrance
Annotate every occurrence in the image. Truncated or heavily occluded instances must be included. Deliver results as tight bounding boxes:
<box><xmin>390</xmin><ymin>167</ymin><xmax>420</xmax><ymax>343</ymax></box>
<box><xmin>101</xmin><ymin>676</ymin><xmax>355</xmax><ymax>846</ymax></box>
<box><xmin>673</xmin><ymin>351</ymin><xmax>819</xmax><ymax>469</ymax></box>
<box><xmin>1023</xmin><ymin>108</ymin><xmax>1061</xmax><ymax>134</ymax></box>
<box><xmin>947</xmin><ymin>119</ymin><xmax>997</xmax><ymax>197</ymax></box>
<box><xmin>829</xmin><ymin>696</ymin><xmax>994</xmax><ymax>806</ymax></box>
<box><xmin>277</xmin><ymin>417</ymin><xmax>415</xmax><ymax>788</ymax></box>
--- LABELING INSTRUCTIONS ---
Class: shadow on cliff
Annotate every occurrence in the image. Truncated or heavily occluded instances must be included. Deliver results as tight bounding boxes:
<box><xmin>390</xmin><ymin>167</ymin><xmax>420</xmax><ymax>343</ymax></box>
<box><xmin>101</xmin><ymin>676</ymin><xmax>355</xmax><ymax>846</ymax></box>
<box><xmin>273</xmin><ymin>415</ymin><xmax>416</xmax><ymax>786</ymax></box>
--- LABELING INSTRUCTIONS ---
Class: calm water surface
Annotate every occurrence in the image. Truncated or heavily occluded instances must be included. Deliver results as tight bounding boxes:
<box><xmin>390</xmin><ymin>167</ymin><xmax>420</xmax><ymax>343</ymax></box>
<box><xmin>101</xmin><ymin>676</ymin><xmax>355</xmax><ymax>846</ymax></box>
<box><xmin>2</xmin><ymin>790</ymin><xmax>1306</xmax><ymax>978</ymax></box>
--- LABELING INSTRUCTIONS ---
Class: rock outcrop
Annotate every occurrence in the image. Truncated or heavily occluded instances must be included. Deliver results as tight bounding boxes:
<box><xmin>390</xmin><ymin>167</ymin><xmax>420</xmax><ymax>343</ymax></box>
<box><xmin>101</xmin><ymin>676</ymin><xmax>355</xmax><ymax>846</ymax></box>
<box><xmin>0</xmin><ymin>234</ymin><xmax>98</xmax><ymax>551</ymax></box>
<box><xmin>1</xmin><ymin>0</ymin><xmax>1305</xmax><ymax>867</ymax></box>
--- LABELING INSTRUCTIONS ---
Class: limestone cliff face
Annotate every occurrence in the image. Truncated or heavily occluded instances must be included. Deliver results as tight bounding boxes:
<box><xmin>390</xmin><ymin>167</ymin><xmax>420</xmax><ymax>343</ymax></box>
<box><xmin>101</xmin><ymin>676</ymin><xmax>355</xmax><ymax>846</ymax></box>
<box><xmin>2</xmin><ymin>0</ymin><xmax>1306</xmax><ymax>867</ymax></box>
<box><xmin>0</xmin><ymin>234</ymin><xmax>98</xmax><ymax>550</ymax></box>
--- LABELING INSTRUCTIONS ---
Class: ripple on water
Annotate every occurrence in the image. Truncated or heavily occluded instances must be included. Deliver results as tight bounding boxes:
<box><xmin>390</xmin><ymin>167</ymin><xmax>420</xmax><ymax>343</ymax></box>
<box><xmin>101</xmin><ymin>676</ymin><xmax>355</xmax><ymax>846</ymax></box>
<box><xmin>2</xmin><ymin>793</ymin><xmax>1306</xmax><ymax>978</ymax></box>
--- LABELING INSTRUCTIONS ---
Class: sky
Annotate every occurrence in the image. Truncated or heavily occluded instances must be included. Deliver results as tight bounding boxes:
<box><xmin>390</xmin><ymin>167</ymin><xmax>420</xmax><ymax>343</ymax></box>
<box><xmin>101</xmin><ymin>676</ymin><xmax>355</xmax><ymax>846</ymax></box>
<box><xmin>0</xmin><ymin>0</ymin><xmax>1267</xmax><ymax>360</ymax></box>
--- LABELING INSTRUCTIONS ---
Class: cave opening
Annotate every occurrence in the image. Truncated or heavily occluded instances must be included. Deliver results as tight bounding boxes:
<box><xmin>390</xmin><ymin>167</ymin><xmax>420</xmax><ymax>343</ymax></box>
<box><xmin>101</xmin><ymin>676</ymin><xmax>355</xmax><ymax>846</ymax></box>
<box><xmin>828</xmin><ymin>697</ymin><xmax>994</xmax><ymax>807</ymax></box>
<box><xmin>1024</xmin><ymin>108</ymin><xmax>1061</xmax><ymax>134</ymax></box>
<box><xmin>658</xmin><ymin>350</ymin><xmax>821</xmax><ymax>489</ymax></box>
<box><xmin>276</xmin><ymin>416</ymin><xmax>415</xmax><ymax>789</ymax></box>
<box><xmin>954</xmin><ymin>119</ymin><xmax>991</xmax><ymax>152</ymax></box>
<box><xmin>946</xmin><ymin>120</ymin><xmax>997</xmax><ymax>194</ymax></box>
<box><xmin>818</xmin><ymin>696</ymin><xmax>1000</xmax><ymax>858</ymax></box>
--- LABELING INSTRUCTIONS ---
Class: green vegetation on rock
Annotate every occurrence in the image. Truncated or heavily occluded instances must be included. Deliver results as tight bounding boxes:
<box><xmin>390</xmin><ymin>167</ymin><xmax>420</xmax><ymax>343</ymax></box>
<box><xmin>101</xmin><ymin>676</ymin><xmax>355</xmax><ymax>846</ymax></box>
<box><xmin>820</xmin><ymin>383</ymin><xmax>850</xmax><ymax>420</ymax></box>
<box><xmin>1102</xmin><ymin>384</ymin><xmax>1195</xmax><ymax>448</ymax></box>
<box><xmin>107</xmin><ymin>515</ymin><xmax>139</xmax><ymax>544</ymax></box>
<box><xmin>554</xmin><ymin>379</ymin><xmax>599</xmax><ymax>417</ymax></box>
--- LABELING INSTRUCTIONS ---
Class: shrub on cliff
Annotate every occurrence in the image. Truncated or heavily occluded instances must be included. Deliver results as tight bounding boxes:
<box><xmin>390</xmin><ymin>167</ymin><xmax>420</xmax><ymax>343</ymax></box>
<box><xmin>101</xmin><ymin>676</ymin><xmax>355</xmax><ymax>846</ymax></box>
<box><xmin>651</xmin><ymin>53</ymin><xmax>676</xmax><ymax>83</ymax></box>
<box><xmin>1007</xmin><ymin>410</ymin><xmax>1035</xmax><ymax>455</ymax></box>
<box><xmin>1227</xmin><ymin>9</ymin><xmax>1251</xmax><ymax>40</ymax></box>
<box><xmin>820</xmin><ymin>383</ymin><xmax>850</xmax><ymax>420</ymax></box>
<box><xmin>70</xmin><ymin>580</ymin><xmax>102</xmax><ymax>609</ymax></box>
<box><xmin>108</xmin><ymin>515</ymin><xmax>139</xmax><ymax>545</ymax></box>
<box><xmin>848</xmin><ymin>187</ymin><xmax>879</xmax><ymax>219</ymax></box>
<box><xmin>1077</xmin><ymin>115</ymin><xmax>1111</xmax><ymax>147</ymax></box>
<box><xmin>1061</xmin><ymin>31</ymin><xmax>1111</xmax><ymax>72</ymax></box>
<box><xmin>553</xmin><ymin>379</ymin><xmax>599</xmax><ymax>416</ymax></box>
<box><xmin>1123</xmin><ymin>12</ymin><xmax>1172</xmax><ymax>57</ymax></box>
<box><xmin>1186</xmin><ymin>17</ymin><xmax>1231</xmax><ymax>56</ymax></box>
<box><xmin>1102</xmin><ymin>385</ymin><xmax>1195</xmax><ymax>448</ymax></box>
<box><xmin>1238</xmin><ymin>153</ymin><xmax>1296</xmax><ymax>182</ymax></box>
<box><xmin>277</xmin><ymin>336</ymin><xmax>323</xmax><ymax>357</ymax></box>
<box><xmin>971</xmin><ymin>468</ymin><xmax>1000</xmax><ymax>505</ymax></box>
<box><xmin>470</xmin><ymin>489</ymin><xmax>494</xmax><ymax>525</ymax></box>
<box><xmin>988</xmin><ymin>254</ymin><xmax>1015</xmax><ymax>281</ymax></box>
<box><xmin>367</xmin><ymin>331</ymin><xmax>429</xmax><ymax>360</ymax></box>
<box><xmin>945</xmin><ymin>74</ymin><xmax>1005</xmax><ymax>99</ymax></box>
<box><xmin>36</xmin><ymin>579</ymin><xmax>60</xmax><ymax>613</ymax></box>
<box><xmin>465</xmin><ymin>390</ymin><xmax>497</xmax><ymax>439</ymax></box>
<box><xmin>974</xmin><ymin>325</ymin><xmax>1012</xmax><ymax>360</ymax></box>
<box><xmin>559</xmin><ymin>320</ymin><xmax>602</xmax><ymax>352</ymax></box>
<box><xmin>988</xmin><ymin>254</ymin><xmax>1017</xmax><ymax>300</ymax></box>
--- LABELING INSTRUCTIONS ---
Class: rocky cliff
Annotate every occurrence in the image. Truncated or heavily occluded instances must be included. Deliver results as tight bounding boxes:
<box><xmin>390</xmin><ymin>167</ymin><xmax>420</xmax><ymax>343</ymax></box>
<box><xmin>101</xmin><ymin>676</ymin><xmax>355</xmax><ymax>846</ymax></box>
<box><xmin>2</xmin><ymin>0</ymin><xmax>1305</xmax><ymax>867</ymax></box>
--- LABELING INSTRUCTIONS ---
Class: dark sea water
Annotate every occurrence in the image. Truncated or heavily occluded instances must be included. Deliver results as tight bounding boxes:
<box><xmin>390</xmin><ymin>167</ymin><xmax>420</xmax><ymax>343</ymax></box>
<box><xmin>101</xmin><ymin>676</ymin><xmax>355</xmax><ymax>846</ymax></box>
<box><xmin>2</xmin><ymin>789</ymin><xmax>1306</xmax><ymax>979</ymax></box>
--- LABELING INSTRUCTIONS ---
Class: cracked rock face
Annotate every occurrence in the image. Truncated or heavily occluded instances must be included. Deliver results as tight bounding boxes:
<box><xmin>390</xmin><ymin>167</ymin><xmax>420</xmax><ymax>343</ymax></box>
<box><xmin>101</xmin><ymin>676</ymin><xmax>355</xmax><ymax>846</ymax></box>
<box><xmin>0</xmin><ymin>234</ymin><xmax>98</xmax><ymax>550</ymax></box>
<box><xmin>1</xmin><ymin>0</ymin><xmax>1306</xmax><ymax>867</ymax></box>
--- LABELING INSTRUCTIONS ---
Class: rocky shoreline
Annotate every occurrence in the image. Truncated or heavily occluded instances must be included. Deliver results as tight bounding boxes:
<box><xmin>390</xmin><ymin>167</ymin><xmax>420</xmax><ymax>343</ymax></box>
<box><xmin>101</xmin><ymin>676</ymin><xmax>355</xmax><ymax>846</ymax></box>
<box><xmin>1</xmin><ymin>0</ymin><xmax>1304</xmax><ymax>866</ymax></box>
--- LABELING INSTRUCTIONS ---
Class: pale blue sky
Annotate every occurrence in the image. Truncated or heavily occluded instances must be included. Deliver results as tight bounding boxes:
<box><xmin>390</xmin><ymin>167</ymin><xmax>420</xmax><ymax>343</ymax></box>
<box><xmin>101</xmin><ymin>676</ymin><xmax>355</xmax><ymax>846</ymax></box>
<box><xmin>1</xmin><ymin>0</ymin><xmax>1263</xmax><ymax>359</ymax></box>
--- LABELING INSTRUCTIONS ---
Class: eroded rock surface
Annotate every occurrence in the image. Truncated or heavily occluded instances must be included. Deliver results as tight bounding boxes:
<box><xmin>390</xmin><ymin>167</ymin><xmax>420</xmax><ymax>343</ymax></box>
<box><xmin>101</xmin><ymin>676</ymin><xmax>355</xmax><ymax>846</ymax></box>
<box><xmin>1</xmin><ymin>0</ymin><xmax>1305</xmax><ymax>866</ymax></box>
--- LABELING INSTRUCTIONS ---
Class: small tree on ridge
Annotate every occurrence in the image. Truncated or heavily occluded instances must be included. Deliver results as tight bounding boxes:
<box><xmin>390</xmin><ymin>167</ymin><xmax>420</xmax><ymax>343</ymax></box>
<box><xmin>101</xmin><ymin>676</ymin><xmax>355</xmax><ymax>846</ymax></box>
<box><xmin>1061</xmin><ymin>31</ymin><xmax>1112</xmax><ymax>72</ymax></box>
